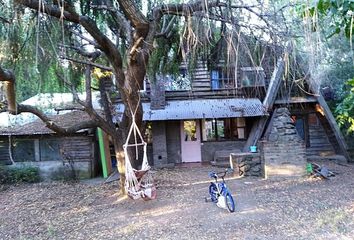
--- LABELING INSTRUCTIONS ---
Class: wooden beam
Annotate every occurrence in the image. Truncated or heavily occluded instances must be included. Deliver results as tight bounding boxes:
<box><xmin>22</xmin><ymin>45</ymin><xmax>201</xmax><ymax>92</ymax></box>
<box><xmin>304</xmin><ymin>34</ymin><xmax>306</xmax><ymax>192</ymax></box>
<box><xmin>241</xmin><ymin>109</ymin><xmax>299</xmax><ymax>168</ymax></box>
<box><xmin>262</xmin><ymin>57</ymin><xmax>286</xmax><ymax>111</ymax></box>
<box><xmin>243</xmin><ymin>117</ymin><xmax>269</xmax><ymax>152</ymax></box>
<box><xmin>243</xmin><ymin>44</ymin><xmax>291</xmax><ymax>152</ymax></box>
<box><xmin>274</xmin><ymin>96</ymin><xmax>318</xmax><ymax>104</ymax></box>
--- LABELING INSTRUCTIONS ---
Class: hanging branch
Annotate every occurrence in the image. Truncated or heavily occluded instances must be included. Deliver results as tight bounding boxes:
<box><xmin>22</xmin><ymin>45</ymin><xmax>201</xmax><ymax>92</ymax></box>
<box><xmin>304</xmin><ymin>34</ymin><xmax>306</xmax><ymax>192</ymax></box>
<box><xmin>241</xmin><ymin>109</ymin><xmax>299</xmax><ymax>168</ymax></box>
<box><xmin>90</xmin><ymin>2</ymin><xmax>133</xmax><ymax>45</ymax></box>
<box><xmin>8</xmin><ymin>135</ymin><xmax>15</xmax><ymax>165</ymax></box>
<box><xmin>155</xmin><ymin>16</ymin><xmax>177</xmax><ymax>38</ymax></box>
<box><xmin>59</xmin><ymin>44</ymin><xmax>101</xmax><ymax>59</ymax></box>
<box><xmin>16</xmin><ymin>0</ymin><xmax>124</xmax><ymax>82</ymax></box>
<box><xmin>69</xmin><ymin>29</ymin><xmax>100</xmax><ymax>48</ymax></box>
<box><xmin>0</xmin><ymin>16</ymin><xmax>10</xmax><ymax>23</ymax></box>
<box><xmin>61</xmin><ymin>55</ymin><xmax>113</xmax><ymax>71</ymax></box>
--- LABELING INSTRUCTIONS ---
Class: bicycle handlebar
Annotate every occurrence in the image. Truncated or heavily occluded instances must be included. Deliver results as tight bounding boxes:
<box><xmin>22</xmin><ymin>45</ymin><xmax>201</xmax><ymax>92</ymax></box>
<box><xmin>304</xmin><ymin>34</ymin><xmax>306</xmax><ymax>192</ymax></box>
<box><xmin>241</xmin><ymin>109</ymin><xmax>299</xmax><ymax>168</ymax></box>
<box><xmin>209</xmin><ymin>168</ymin><xmax>233</xmax><ymax>179</ymax></box>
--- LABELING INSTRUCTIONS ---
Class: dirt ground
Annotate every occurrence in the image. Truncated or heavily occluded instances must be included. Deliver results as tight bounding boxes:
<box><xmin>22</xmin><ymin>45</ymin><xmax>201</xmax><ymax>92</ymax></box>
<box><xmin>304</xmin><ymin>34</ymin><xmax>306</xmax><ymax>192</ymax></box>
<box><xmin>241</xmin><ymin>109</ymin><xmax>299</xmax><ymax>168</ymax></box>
<box><xmin>0</xmin><ymin>159</ymin><xmax>353</xmax><ymax>240</ymax></box>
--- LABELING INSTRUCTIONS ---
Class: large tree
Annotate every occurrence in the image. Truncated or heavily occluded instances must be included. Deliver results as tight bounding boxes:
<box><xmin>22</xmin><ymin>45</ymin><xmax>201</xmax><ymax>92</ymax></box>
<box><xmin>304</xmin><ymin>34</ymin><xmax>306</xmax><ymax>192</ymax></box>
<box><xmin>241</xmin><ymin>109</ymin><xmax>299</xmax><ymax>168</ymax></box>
<box><xmin>1</xmin><ymin>0</ymin><xmax>292</xmax><ymax>194</ymax></box>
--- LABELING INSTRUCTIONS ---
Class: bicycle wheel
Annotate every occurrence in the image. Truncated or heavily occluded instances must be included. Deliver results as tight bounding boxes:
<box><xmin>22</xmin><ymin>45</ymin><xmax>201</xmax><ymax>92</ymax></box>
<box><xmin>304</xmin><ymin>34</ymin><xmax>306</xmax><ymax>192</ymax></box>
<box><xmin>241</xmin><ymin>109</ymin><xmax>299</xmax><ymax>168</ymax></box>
<box><xmin>225</xmin><ymin>192</ymin><xmax>235</xmax><ymax>212</ymax></box>
<box><xmin>209</xmin><ymin>183</ymin><xmax>218</xmax><ymax>203</ymax></box>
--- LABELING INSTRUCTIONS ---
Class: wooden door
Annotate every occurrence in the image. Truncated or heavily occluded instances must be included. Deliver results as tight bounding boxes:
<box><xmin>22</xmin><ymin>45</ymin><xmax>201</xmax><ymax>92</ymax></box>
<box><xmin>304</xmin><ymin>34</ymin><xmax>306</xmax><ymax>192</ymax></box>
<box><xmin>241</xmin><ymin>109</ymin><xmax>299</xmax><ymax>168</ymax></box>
<box><xmin>181</xmin><ymin>120</ymin><xmax>201</xmax><ymax>162</ymax></box>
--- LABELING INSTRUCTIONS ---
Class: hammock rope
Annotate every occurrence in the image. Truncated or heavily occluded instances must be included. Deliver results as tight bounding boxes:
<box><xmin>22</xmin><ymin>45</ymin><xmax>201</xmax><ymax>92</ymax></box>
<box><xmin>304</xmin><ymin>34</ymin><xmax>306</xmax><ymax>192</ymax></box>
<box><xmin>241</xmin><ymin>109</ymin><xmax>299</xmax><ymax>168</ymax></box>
<box><xmin>123</xmin><ymin>113</ymin><xmax>156</xmax><ymax>200</ymax></box>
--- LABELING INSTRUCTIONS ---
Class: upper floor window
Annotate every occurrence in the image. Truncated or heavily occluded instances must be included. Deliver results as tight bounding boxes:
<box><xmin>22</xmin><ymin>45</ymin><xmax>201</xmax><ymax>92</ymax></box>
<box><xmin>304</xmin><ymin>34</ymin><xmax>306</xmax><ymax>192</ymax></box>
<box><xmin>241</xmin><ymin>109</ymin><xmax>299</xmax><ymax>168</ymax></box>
<box><xmin>164</xmin><ymin>67</ymin><xmax>191</xmax><ymax>91</ymax></box>
<box><xmin>241</xmin><ymin>67</ymin><xmax>265</xmax><ymax>87</ymax></box>
<box><xmin>211</xmin><ymin>66</ymin><xmax>235</xmax><ymax>90</ymax></box>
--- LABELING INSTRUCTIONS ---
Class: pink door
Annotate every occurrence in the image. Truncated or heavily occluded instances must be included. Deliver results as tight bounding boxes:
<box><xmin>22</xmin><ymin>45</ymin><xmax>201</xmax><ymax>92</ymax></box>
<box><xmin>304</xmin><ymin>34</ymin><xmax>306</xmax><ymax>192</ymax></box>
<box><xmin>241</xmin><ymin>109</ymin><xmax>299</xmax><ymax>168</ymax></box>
<box><xmin>181</xmin><ymin>120</ymin><xmax>202</xmax><ymax>162</ymax></box>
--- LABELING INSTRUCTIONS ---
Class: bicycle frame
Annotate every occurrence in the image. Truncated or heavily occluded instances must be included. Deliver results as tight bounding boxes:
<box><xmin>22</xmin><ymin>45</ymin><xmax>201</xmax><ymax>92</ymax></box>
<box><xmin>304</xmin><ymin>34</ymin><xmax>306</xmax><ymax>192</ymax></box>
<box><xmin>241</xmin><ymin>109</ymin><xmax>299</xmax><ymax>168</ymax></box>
<box><xmin>207</xmin><ymin>169</ymin><xmax>235</xmax><ymax>212</ymax></box>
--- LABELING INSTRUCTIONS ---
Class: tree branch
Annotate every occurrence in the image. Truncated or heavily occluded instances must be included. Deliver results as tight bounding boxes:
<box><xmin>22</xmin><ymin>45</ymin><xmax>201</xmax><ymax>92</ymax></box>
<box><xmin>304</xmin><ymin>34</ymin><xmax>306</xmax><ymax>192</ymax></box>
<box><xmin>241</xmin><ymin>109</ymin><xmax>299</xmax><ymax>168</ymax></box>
<box><xmin>16</xmin><ymin>0</ymin><xmax>124</xmax><ymax>79</ymax></box>
<box><xmin>59</xmin><ymin>44</ymin><xmax>101</xmax><ymax>59</ymax></box>
<box><xmin>16</xmin><ymin>104</ymin><xmax>98</xmax><ymax>135</ymax></box>
<box><xmin>55</xmin><ymin>72</ymin><xmax>117</xmax><ymax>137</ymax></box>
<box><xmin>15</xmin><ymin>0</ymin><xmax>80</xmax><ymax>23</ymax></box>
<box><xmin>69</xmin><ymin>29</ymin><xmax>99</xmax><ymax>48</ymax></box>
<box><xmin>90</xmin><ymin>2</ymin><xmax>133</xmax><ymax>45</ymax></box>
<box><xmin>62</xmin><ymin>56</ymin><xmax>113</xmax><ymax>71</ymax></box>
<box><xmin>117</xmin><ymin>0</ymin><xmax>148</xmax><ymax>35</ymax></box>
<box><xmin>155</xmin><ymin>15</ymin><xmax>177</xmax><ymax>38</ymax></box>
<box><xmin>0</xmin><ymin>16</ymin><xmax>10</xmax><ymax>24</ymax></box>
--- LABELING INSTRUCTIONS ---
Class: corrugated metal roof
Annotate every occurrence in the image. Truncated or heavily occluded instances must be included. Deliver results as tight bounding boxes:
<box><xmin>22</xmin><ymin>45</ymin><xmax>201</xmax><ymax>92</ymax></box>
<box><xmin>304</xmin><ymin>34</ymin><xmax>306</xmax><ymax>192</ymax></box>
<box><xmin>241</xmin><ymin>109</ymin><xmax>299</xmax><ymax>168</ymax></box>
<box><xmin>115</xmin><ymin>98</ymin><xmax>266</xmax><ymax>121</ymax></box>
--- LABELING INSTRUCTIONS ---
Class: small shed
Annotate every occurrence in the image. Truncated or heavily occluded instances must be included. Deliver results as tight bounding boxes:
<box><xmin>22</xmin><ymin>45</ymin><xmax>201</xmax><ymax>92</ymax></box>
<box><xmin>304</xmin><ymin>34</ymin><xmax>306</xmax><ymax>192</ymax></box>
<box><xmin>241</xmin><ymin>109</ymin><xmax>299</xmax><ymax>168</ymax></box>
<box><xmin>0</xmin><ymin>111</ymin><xmax>99</xmax><ymax>180</ymax></box>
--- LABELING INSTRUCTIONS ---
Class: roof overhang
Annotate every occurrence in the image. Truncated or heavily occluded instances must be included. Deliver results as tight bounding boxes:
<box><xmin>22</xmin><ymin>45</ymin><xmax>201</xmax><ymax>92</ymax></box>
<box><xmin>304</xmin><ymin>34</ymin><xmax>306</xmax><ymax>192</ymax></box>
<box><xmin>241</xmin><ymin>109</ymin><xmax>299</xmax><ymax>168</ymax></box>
<box><xmin>115</xmin><ymin>98</ymin><xmax>267</xmax><ymax>121</ymax></box>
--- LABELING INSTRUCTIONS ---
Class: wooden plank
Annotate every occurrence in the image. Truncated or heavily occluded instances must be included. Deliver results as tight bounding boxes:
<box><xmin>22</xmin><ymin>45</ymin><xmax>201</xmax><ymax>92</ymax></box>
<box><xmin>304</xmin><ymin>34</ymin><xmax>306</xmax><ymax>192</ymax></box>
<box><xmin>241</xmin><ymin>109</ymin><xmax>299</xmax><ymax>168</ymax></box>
<box><xmin>262</xmin><ymin>57</ymin><xmax>286</xmax><ymax>111</ymax></box>
<box><xmin>275</xmin><ymin>96</ymin><xmax>318</xmax><ymax>104</ymax></box>
<box><xmin>243</xmin><ymin>117</ymin><xmax>268</xmax><ymax>152</ymax></box>
<box><xmin>243</xmin><ymin>46</ymin><xmax>290</xmax><ymax>152</ymax></box>
<box><xmin>192</xmin><ymin>76</ymin><xmax>210</xmax><ymax>80</ymax></box>
<box><xmin>34</xmin><ymin>139</ymin><xmax>40</xmax><ymax>162</ymax></box>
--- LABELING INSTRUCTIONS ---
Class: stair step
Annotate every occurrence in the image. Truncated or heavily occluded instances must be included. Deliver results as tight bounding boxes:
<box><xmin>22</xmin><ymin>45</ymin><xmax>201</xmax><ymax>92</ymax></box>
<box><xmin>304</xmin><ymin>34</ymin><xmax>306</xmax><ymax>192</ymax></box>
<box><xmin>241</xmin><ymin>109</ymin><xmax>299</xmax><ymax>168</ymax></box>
<box><xmin>210</xmin><ymin>160</ymin><xmax>230</xmax><ymax>168</ymax></box>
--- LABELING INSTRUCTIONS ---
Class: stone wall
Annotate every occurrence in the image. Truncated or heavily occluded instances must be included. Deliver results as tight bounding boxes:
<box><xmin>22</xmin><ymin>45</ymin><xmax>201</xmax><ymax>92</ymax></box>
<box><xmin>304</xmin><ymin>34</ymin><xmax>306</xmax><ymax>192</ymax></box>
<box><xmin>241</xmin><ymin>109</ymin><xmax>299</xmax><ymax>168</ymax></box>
<box><xmin>166</xmin><ymin>121</ymin><xmax>181</xmax><ymax>164</ymax></box>
<box><xmin>150</xmin><ymin>77</ymin><xmax>166</xmax><ymax>110</ymax></box>
<box><xmin>152</xmin><ymin>121</ymin><xmax>169</xmax><ymax>167</ymax></box>
<box><xmin>230</xmin><ymin>152</ymin><xmax>263</xmax><ymax>177</ymax></box>
<box><xmin>263</xmin><ymin>108</ymin><xmax>307</xmax><ymax>178</ymax></box>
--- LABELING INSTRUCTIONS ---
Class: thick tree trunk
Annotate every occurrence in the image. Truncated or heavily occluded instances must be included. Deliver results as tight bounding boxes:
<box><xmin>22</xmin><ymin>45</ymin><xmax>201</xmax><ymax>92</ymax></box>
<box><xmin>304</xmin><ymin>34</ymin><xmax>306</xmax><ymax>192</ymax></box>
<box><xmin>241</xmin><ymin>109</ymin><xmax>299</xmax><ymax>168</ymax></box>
<box><xmin>0</xmin><ymin>66</ymin><xmax>16</xmax><ymax>113</ymax></box>
<box><xmin>113</xmin><ymin>136</ymin><xmax>126</xmax><ymax>195</ymax></box>
<box><xmin>112</xmin><ymin>58</ymin><xmax>147</xmax><ymax>193</ymax></box>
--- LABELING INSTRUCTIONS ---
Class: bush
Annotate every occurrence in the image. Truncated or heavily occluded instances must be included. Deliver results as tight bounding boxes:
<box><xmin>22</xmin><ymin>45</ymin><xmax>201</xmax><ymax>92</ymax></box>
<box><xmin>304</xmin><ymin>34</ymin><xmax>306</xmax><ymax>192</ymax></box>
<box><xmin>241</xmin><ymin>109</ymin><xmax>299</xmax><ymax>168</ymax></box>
<box><xmin>0</xmin><ymin>166</ymin><xmax>10</xmax><ymax>184</ymax></box>
<box><xmin>0</xmin><ymin>165</ymin><xmax>41</xmax><ymax>184</ymax></box>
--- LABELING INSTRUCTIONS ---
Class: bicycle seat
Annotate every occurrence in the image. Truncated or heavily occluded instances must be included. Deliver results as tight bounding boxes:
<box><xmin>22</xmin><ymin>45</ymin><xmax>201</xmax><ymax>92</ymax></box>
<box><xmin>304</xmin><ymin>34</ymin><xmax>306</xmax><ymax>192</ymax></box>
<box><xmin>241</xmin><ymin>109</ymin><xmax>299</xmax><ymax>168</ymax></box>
<box><xmin>208</xmin><ymin>171</ymin><xmax>217</xmax><ymax>178</ymax></box>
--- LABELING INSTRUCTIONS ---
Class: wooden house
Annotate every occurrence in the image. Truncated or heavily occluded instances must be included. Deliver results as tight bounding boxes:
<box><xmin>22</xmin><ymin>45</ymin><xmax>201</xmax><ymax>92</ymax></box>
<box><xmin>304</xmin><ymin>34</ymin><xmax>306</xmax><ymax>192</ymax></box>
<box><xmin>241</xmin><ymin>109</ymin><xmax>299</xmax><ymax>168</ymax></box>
<box><xmin>113</xmin><ymin>37</ymin><xmax>350</xmax><ymax>171</ymax></box>
<box><xmin>0</xmin><ymin>111</ymin><xmax>100</xmax><ymax>179</ymax></box>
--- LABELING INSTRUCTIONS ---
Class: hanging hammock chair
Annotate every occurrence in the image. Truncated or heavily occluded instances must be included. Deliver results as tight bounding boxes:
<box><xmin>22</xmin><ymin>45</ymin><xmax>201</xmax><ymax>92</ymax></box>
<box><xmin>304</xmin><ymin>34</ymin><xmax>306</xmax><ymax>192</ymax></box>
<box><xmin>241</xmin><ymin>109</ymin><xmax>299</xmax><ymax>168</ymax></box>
<box><xmin>124</xmin><ymin>116</ymin><xmax>156</xmax><ymax>200</ymax></box>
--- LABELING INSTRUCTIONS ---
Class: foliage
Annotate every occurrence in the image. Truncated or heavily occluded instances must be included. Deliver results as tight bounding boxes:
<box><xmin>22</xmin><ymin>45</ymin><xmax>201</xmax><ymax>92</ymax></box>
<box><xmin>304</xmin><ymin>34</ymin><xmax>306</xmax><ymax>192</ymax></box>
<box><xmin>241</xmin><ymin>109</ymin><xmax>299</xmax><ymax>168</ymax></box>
<box><xmin>0</xmin><ymin>165</ymin><xmax>41</xmax><ymax>184</ymax></box>
<box><xmin>335</xmin><ymin>78</ymin><xmax>354</xmax><ymax>134</ymax></box>
<box><xmin>0</xmin><ymin>2</ymin><xmax>84</xmax><ymax>101</ymax></box>
<box><xmin>298</xmin><ymin>0</ymin><xmax>354</xmax><ymax>134</ymax></box>
<box><xmin>303</xmin><ymin>0</ymin><xmax>354</xmax><ymax>39</ymax></box>
<box><xmin>147</xmin><ymin>21</ymin><xmax>182</xmax><ymax>81</ymax></box>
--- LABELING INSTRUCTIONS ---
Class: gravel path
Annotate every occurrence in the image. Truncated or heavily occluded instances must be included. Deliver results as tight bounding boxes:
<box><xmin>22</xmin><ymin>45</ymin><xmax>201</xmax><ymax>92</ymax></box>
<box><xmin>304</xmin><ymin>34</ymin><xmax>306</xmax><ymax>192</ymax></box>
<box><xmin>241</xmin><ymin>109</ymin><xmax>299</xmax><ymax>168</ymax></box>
<box><xmin>0</xmin><ymin>159</ymin><xmax>353</xmax><ymax>240</ymax></box>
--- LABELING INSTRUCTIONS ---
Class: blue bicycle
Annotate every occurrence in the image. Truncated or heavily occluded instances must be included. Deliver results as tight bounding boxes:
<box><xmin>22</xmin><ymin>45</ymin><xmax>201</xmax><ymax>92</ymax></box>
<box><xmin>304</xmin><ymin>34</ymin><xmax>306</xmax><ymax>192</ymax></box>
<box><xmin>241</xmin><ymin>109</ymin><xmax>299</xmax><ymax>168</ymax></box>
<box><xmin>206</xmin><ymin>169</ymin><xmax>235</xmax><ymax>212</ymax></box>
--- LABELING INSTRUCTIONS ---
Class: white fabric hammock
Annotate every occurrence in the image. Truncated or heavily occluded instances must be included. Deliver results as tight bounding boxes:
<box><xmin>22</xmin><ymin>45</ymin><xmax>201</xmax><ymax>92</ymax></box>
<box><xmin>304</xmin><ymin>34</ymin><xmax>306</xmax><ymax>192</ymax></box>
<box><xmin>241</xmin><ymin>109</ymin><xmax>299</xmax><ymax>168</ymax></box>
<box><xmin>123</xmin><ymin>116</ymin><xmax>156</xmax><ymax>200</ymax></box>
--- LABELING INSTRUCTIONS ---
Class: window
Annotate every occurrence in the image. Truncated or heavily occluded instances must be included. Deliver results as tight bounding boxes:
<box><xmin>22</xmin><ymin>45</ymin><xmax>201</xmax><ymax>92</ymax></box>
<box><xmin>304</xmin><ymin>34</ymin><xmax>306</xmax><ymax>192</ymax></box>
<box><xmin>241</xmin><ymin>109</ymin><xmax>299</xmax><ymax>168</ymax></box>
<box><xmin>12</xmin><ymin>139</ymin><xmax>36</xmax><ymax>162</ymax></box>
<box><xmin>183</xmin><ymin>121</ymin><xmax>197</xmax><ymax>141</ymax></box>
<box><xmin>211</xmin><ymin>66</ymin><xmax>235</xmax><ymax>89</ymax></box>
<box><xmin>164</xmin><ymin>67</ymin><xmax>191</xmax><ymax>91</ymax></box>
<box><xmin>241</xmin><ymin>67</ymin><xmax>265</xmax><ymax>87</ymax></box>
<box><xmin>202</xmin><ymin>118</ymin><xmax>247</xmax><ymax>141</ymax></box>
<box><xmin>144</xmin><ymin>122</ymin><xmax>153</xmax><ymax>144</ymax></box>
<box><xmin>40</xmin><ymin>139</ymin><xmax>62</xmax><ymax>161</ymax></box>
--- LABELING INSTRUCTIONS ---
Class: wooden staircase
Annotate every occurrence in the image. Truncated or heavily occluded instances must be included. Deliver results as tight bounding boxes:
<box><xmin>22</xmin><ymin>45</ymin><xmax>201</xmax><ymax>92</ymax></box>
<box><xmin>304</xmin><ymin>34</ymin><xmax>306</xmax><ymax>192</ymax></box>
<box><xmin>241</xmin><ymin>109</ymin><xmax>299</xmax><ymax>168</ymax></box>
<box><xmin>307</xmin><ymin>119</ymin><xmax>335</xmax><ymax>157</ymax></box>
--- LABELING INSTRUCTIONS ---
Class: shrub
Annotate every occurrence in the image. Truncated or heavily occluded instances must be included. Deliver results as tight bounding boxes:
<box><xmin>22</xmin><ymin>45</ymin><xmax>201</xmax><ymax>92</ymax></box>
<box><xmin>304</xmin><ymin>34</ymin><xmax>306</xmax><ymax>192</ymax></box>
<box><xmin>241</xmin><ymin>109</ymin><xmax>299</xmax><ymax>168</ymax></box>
<box><xmin>0</xmin><ymin>165</ymin><xmax>10</xmax><ymax>184</ymax></box>
<box><xmin>0</xmin><ymin>165</ymin><xmax>41</xmax><ymax>184</ymax></box>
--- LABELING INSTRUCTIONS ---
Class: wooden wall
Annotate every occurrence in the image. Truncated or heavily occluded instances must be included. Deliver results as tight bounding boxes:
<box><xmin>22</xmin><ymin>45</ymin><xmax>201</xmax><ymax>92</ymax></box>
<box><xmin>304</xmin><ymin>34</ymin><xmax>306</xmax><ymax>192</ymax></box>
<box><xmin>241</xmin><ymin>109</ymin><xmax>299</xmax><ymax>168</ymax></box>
<box><xmin>0</xmin><ymin>135</ymin><xmax>98</xmax><ymax>178</ymax></box>
<box><xmin>0</xmin><ymin>138</ymin><xmax>10</xmax><ymax>165</ymax></box>
<box><xmin>60</xmin><ymin>136</ymin><xmax>95</xmax><ymax>162</ymax></box>
<box><xmin>189</xmin><ymin>60</ymin><xmax>211</xmax><ymax>91</ymax></box>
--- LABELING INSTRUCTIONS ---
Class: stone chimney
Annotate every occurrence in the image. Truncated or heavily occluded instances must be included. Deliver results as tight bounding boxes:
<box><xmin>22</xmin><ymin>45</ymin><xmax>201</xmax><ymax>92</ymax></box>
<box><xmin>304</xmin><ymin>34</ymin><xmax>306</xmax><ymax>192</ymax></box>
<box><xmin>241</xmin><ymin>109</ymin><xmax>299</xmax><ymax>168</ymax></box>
<box><xmin>262</xmin><ymin>107</ymin><xmax>307</xmax><ymax>178</ymax></box>
<box><xmin>150</xmin><ymin>76</ymin><xmax>166</xmax><ymax>110</ymax></box>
